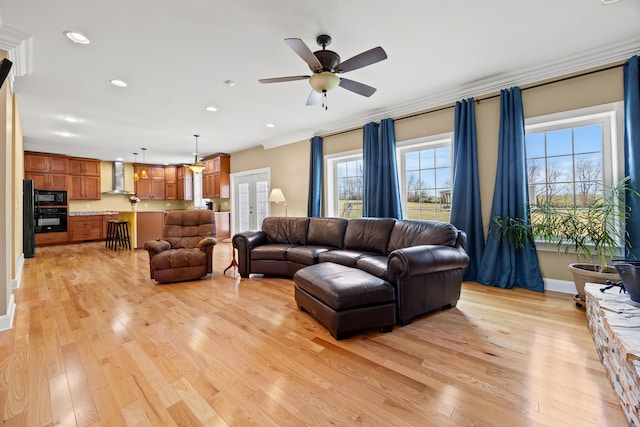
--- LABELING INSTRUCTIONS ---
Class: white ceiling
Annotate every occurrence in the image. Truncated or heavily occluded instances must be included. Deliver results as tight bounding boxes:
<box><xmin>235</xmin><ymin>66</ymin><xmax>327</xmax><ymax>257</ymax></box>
<box><xmin>1</xmin><ymin>0</ymin><xmax>639</xmax><ymax>165</ymax></box>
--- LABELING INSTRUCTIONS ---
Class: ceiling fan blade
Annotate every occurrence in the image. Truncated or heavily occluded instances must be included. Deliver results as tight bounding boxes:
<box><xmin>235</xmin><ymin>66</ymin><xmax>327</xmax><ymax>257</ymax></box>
<box><xmin>337</xmin><ymin>47</ymin><xmax>387</xmax><ymax>73</ymax></box>
<box><xmin>259</xmin><ymin>75</ymin><xmax>310</xmax><ymax>84</ymax></box>
<box><xmin>306</xmin><ymin>90</ymin><xmax>321</xmax><ymax>106</ymax></box>
<box><xmin>284</xmin><ymin>38</ymin><xmax>323</xmax><ymax>72</ymax></box>
<box><xmin>339</xmin><ymin>78</ymin><xmax>377</xmax><ymax>97</ymax></box>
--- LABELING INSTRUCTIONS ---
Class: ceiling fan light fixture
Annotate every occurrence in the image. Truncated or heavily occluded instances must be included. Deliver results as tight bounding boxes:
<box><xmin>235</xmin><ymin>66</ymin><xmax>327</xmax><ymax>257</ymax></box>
<box><xmin>309</xmin><ymin>72</ymin><xmax>340</xmax><ymax>93</ymax></box>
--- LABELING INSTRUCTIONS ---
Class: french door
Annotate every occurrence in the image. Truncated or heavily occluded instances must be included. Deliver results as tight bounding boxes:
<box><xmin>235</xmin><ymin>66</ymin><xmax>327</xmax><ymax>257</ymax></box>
<box><xmin>232</xmin><ymin>170</ymin><xmax>269</xmax><ymax>233</ymax></box>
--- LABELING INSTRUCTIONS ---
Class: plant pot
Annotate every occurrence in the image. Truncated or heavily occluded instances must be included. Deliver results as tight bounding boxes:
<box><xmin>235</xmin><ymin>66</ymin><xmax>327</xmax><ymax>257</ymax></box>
<box><xmin>614</xmin><ymin>262</ymin><xmax>640</xmax><ymax>306</ymax></box>
<box><xmin>568</xmin><ymin>263</ymin><xmax>620</xmax><ymax>301</ymax></box>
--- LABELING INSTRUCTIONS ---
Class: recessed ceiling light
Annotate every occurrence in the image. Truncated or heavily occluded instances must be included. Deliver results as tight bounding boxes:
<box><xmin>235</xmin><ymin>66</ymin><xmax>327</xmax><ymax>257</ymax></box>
<box><xmin>205</xmin><ymin>106</ymin><xmax>218</xmax><ymax>112</ymax></box>
<box><xmin>63</xmin><ymin>31</ymin><xmax>90</xmax><ymax>44</ymax></box>
<box><xmin>224</xmin><ymin>80</ymin><xmax>235</xmax><ymax>87</ymax></box>
<box><xmin>61</xmin><ymin>116</ymin><xmax>79</xmax><ymax>123</ymax></box>
<box><xmin>601</xmin><ymin>0</ymin><xmax>619</xmax><ymax>4</ymax></box>
<box><xmin>116</xmin><ymin>157</ymin><xmax>124</xmax><ymax>161</ymax></box>
<box><xmin>266</xmin><ymin>123</ymin><xmax>275</xmax><ymax>128</ymax></box>
<box><xmin>110</xmin><ymin>79</ymin><xmax>128</xmax><ymax>87</ymax></box>
<box><xmin>56</xmin><ymin>131</ymin><xmax>73</xmax><ymax>137</ymax></box>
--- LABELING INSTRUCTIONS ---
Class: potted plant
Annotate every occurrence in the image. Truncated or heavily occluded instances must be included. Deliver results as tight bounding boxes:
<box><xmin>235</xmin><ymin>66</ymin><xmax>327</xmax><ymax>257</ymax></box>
<box><xmin>491</xmin><ymin>177</ymin><xmax>639</xmax><ymax>303</ymax></box>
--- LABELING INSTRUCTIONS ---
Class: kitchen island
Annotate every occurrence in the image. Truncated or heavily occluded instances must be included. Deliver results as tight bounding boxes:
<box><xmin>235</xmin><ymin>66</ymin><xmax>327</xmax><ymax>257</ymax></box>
<box><xmin>67</xmin><ymin>210</ymin><xmax>165</xmax><ymax>249</ymax></box>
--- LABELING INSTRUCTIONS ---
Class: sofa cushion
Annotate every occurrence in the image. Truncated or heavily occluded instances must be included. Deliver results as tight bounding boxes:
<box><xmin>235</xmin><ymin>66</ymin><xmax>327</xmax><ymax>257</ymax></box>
<box><xmin>387</xmin><ymin>220</ymin><xmax>459</xmax><ymax>253</ymax></box>
<box><xmin>287</xmin><ymin>246</ymin><xmax>333</xmax><ymax>265</ymax></box>
<box><xmin>251</xmin><ymin>244</ymin><xmax>296</xmax><ymax>261</ymax></box>
<box><xmin>343</xmin><ymin>218</ymin><xmax>396</xmax><ymax>254</ymax></box>
<box><xmin>319</xmin><ymin>249</ymin><xmax>378</xmax><ymax>267</ymax></box>
<box><xmin>262</xmin><ymin>217</ymin><xmax>309</xmax><ymax>245</ymax></box>
<box><xmin>355</xmin><ymin>255</ymin><xmax>389</xmax><ymax>281</ymax></box>
<box><xmin>307</xmin><ymin>217</ymin><xmax>348</xmax><ymax>249</ymax></box>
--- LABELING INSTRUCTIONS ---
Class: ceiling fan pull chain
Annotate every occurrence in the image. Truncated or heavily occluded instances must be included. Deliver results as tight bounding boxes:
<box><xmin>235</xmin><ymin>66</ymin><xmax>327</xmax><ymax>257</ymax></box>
<box><xmin>323</xmin><ymin>90</ymin><xmax>328</xmax><ymax>110</ymax></box>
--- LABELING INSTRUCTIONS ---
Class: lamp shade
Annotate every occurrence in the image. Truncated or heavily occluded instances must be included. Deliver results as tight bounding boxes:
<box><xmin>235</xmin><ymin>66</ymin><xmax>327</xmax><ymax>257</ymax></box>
<box><xmin>189</xmin><ymin>162</ymin><xmax>205</xmax><ymax>173</ymax></box>
<box><xmin>309</xmin><ymin>72</ymin><xmax>340</xmax><ymax>93</ymax></box>
<box><xmin>268</xmin><ymin>188</ymin><xmax>286</xmax><ymax>203</ymax></box>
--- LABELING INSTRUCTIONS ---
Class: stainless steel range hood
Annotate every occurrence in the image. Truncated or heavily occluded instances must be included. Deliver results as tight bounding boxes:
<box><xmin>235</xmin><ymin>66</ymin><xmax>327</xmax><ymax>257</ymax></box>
<box><xmin>102</xmin><ymin>161</ymin><xmax>135</xmax><ymax>195</ymax></box>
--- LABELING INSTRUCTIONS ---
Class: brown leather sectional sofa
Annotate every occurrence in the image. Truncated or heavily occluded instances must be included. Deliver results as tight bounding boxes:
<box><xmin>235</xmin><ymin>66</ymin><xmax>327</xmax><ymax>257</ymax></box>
<box><xmin>233</xmin><ymin>216</ymin><xmax>470</xmax><ymax>326</ymax></box>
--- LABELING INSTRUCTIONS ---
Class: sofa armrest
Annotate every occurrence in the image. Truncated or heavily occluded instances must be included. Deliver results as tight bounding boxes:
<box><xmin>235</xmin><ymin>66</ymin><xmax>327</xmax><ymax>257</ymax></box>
<box><xmin>232</xmin><ymin>231</ymin><xmax>268</xmax><ymax>277</ymax></box>
<box><xmin>198</xmin><ymin>236</ymin><xmax>218</xmax><ymax>249</ymax></box>
<box><xmin>388</xmin><ymin>245</ymin><xmax>470</xmax><ymax>282</ymax></box>
<box><xmin>233</xmin><ymin>231</ymin><xmax>267</xmax><ymax>250</ymax></box>
<box><xmin>144</xmin><ymin>239</ymin><xmax>172</xmax><ymax>254</ymax></box>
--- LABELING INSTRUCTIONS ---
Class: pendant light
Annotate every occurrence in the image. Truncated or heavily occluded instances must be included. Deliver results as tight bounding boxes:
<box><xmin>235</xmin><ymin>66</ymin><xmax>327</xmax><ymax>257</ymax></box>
<box><xmin>140</xmin><ymin>147</ymin><xmax>148</xmax><ymax>179</ymax></box>
<box><xmin>133</xmin><ymin>152</ymin><xmax>139</xmax><ymax>181</ymax></box>
<box><xmin>189</xmin><ymin>134</ymin><xmax>205</xmax><ymax>174</ymax></box>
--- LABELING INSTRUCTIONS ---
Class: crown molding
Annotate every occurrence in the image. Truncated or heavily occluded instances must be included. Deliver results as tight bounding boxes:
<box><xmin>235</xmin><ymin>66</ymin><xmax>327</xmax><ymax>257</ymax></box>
<box><xmin>0</xmin><ymin>25</ymin><xmax>33</xmax><ymax>91</ymax></box>
<box><xmin>262</xmin><ymin>38</ymin><xmax>640</xmax><ymax>150</ymax></box>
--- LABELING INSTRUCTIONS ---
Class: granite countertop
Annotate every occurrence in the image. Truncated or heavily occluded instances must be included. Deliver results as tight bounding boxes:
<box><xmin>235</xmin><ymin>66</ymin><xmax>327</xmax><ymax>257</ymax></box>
<box><xmin>69</xmin><ymin>210</ymin><xmax>169</xmax><ymax>216</ymax></box>
<box><xmin>69</xmin><ymin>211</ymin><xmax>119</xmax><ymax>216</ymax></box>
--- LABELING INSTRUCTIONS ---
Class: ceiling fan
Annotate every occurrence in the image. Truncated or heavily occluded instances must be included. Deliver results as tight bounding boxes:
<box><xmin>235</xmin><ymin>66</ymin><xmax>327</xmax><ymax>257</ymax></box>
<box><xmin>259</xmin><ymin>34</ymin><xmax>387</xmax><ymax>109</ymax></box>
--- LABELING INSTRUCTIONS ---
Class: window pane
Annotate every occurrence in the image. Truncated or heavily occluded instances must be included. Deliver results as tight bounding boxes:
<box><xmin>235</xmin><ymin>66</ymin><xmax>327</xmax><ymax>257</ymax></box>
<box><xmin>527</xmin><ymin>158</ymin><xmax>545</xmax><ymax>184</ymax></box>
<box><xmin>420</xmin><ymin>149</ymin><xmax>435</xmax><ymax>169</ymax></box>
<box><xmin>334</xmin><ymin>157</ymin><xmax>363</xmax><ymax>218</ymax></box>
<box><xmin>525</xmin><ymin>133</ymin><xmax>545</xmax><ymax>158</ymax></box>
<box><xmin>546</xmin><ymin>128</ymin><xmax>573</xmax><ymax>156</ymax></box>
<box><xmin>525</xmin><ymin>112</ymin><xmax>608</xmax><ymax>241</ymax></box>
<box><xmin>402</xmin><ymin>141</ymin><xmax>452</xmax><ymax>222</ymax></box>
<box><xmin>574</xmin><ymin>124</ymin><xmax>602</xmax><ymax>154</ymax></box>
<box><xmin>406</xmin><ymin>151</ymin><xmax>419</xmax><ymax>171</ymax></box>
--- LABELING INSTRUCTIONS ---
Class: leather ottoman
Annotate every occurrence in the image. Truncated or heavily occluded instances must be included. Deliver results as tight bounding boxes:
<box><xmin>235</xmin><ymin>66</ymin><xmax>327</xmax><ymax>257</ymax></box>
<box><xmin>293</xmin><ymin>262</ymin><xmax>396</xmax><ymax>340</ymax></box>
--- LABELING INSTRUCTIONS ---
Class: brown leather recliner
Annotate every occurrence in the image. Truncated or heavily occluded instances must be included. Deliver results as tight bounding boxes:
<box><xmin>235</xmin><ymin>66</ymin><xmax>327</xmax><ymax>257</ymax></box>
<box><xmin>144</xmin><ymin>210</ymin><xmax>217</xmax><ymax>283</ymax></box>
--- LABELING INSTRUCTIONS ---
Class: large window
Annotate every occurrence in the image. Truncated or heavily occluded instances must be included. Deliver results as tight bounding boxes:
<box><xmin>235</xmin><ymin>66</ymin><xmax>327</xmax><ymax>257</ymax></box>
<box><xmin>398</xmin><ymin>136</ymin><xmax>452</xmax><ymax>221</ymax></box>
<box><xmin>326</xmin><ymin>151</ymin><xmax>363</xmax><ymax>218</ymax></box>
<box><xmin>325</xmin><ymin>137</ymin><xmax>453</xmax><ymax>219</ymax></box>
<box><xmin>525</xmin><ymin>103</ymin><xmax>623</xmax><ymax>242</ymax></box>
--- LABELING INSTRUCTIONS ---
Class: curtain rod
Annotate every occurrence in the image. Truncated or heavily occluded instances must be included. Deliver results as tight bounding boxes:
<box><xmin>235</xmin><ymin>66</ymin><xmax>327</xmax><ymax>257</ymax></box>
<box><xmin>322</xmin><ymin>61</ymin><xmax>626</xmax><ymax>139</ymax></box>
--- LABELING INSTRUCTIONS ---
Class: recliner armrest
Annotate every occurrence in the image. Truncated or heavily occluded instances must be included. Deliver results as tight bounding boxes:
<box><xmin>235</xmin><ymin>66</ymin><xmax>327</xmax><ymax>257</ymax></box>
<box><xmin>144</xmin><ymin>239</ymin><xmax>172</xmax><ymax>254</ymax></box>
<box><xmin>388</xmin><ymin>245</ymin><xmax>470</xmax><ymax>282</ymax></box>
<box><xmin>198</xmin><ymin>236</ymin><xmax>217</xmax><ymax>249</ymax></box>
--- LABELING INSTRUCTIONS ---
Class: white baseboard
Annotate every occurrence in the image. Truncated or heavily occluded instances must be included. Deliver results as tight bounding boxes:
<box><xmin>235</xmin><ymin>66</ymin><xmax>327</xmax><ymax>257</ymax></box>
<box><xmin>544</xmin><ymin>278</ymin><xmax>577</xmax><ymax>295</ymax></box>
<box><xmin>12</xmin><ymin>253</ymin><xmax>24</xmax><ymax>290</ymax></box>
<box><xmin>0</xmin><ymin>293</ymin><xmax>16</xmax><ymax>332</ymax></box>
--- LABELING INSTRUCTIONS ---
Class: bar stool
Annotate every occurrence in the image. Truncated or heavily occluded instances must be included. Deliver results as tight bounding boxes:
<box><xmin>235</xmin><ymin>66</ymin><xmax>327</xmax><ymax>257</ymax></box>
<box><xmin>106</xmin><ymin>220</ymin><xmax>131</xmax><ymax>250</ymax></box>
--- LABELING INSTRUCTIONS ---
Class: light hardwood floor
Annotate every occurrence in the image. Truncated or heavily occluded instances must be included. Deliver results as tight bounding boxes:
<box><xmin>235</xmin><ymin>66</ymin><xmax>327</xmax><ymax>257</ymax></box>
<box><xmin>0</xmin><ymin>241</ymin><xmax>627</xmax><ymax>426</ymax></box>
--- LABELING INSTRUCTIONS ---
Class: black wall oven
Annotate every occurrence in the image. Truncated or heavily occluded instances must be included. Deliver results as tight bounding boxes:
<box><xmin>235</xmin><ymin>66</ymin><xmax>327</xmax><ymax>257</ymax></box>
<box><xmin>35</xmin><ymin>207</ymin><xmax>68</xmax><ymax>233</ymax></box>
<box><xmin>35</xmin><ymin>189</ymin><xmax>67</xmax><ymax>207</ymax></box>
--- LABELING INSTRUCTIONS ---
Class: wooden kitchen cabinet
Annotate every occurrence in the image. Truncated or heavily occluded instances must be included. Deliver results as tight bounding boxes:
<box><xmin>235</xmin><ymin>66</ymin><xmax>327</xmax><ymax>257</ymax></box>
<box><xmin>70</xmin><ymin>215</ymin><xmax>103</xmax><ymax>241</ymax></box>
<box><xmin>202</xmin><ymin>154</ymin><xmax>230</xmax><ymax>198</ymax></box>
<box><xmin>25</xmin><ymin>152</ymin><xmax>70</xmax><ymax>190</ymax></box>
<box><xmin>135</xmin><ymin>164</ymin><xmax>165</xmax><ymax>199</ymax></box>
<box><xmin>164</xmin><ymin>166</ymin><xmax>177</xmax><ymax>200</ymax></box>
<box><xmin>25</xmin><ymin>152</ymin><xmax>69</xmax><ymax>174</ymax></box>
<box><xmin>25</xmin><ymin>171</ymin><xmax>69</xmax><ymax>190</ymax></box>
<box><xmin>69</xmin><ymin>158</ymin><xmax>100</xmax><ymax>176</ymax></box>
<box><xmin>177</xmin><ymin>166</ymin><xmax>193</xmax><ymax>201</ymax></box>
<box><xmin>136</xmin><ymin>211</ymin><xmax>165</xmax><ymax>249</ymax></box>
<box><xmin>214</xmin><ymin>212</ymin><xmax>230</xmax><ymax>239</ymax></box>
<box><xmin>69</xmin><ymin>175</ymin><xmax>101</xmax><ymax>200</ymax></box>
<box><xmin>35</xmin><ymin>231</ymin><xmax>69</xmax><ymax>246</ymax></box>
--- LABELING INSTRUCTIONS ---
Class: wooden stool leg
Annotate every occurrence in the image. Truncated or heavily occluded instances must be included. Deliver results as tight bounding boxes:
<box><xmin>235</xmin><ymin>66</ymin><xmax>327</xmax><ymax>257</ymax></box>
<box><xmin>122</xmin><ymin>223</ymin><xmax>131</xmax><ymax>249</ymax></box>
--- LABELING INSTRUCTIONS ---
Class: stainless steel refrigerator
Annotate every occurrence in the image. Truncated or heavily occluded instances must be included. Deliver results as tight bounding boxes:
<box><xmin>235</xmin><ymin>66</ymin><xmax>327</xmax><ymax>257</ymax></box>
<box><xmin>23</xmin><ymin>179</ymin><xmax>35</xmax><ymax>258</ymax></box>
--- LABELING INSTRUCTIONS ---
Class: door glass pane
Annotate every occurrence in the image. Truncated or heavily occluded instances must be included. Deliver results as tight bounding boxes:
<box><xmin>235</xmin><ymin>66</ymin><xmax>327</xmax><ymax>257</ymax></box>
<box><xmin>256</xmin><ymin>180</ymin><xmax>269</xmax><ymax>228</ymax></box>
<box><xmin>238</xmin><ymin>182</ymin><xmax>249</xmax><ymax>231</ymax></box>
